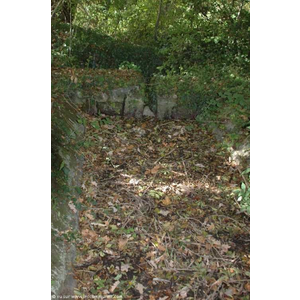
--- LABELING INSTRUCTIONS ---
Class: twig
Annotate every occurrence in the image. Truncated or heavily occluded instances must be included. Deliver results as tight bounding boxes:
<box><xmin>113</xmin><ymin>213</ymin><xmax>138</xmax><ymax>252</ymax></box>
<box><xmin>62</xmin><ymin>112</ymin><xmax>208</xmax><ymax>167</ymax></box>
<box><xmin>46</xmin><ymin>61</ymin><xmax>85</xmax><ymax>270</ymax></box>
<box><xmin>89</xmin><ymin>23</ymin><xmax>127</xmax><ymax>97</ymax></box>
<box><xmin>208</xmin><ymin>282</ymin><xmax>223</xmax><ymax>300</ymax></box>
<box><xmin>142</xmin><ymin>171</ymin><xmax>159</xmax><ymax>195</ymax></box>
<box><xmin>51</xmin><ymin>0</ymin><xmax>65</xmax><ymax>18</ymax></box>
<box><xmin>211</xmin><ymin>214</ymin><xmax>248</xmax><ymax>227</ymax></box>
<box><xmin>154</xmin><ymin>148</ymin><xmax>176</xmax><ymax>164</ymax></box>
<box><xmin>100</xmin><ymin>175</ymin><xmax>118</xmax><ymax>182</ymax></box>
<box><xmin>187</xmin><ymin>217</ymin><xmax>204</xmax><ymax>225</ymax></box>
<box><xmin>159</xmin><ymin>120</ymin><xmax>180</xmax><ymax>127</ymax></box>
<box><xmin>162</xmin><ymin>268</ymin><xmax>199</xmax><ymax>272</ymax></box>
<box><xmin>236</xmin><ymin>165</ymin><xmax>250</xmax><ymax>189</ymax></box>
<box><xmin>181</xmin><ymin>159</ymin><xmax>190</xmax><ymax>184</ymax></box>
<box><xmin>228</xmin><ymin>279</ymin><xmax>250</xmax><ymax>283</ymax></box>
<box><xmin>73</xmin><ymin>257</ymin><xmax>100</xmax><ymax>269</ymax></box>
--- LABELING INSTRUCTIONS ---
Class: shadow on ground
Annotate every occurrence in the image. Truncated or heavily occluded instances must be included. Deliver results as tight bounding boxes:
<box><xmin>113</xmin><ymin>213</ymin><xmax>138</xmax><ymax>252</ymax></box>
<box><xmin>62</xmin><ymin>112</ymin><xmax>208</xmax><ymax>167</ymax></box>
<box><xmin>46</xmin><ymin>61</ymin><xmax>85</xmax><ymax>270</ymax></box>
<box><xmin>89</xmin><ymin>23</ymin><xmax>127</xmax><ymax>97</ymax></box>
<box><xmin>73</xmin><ymin>116</ymin><xmax>250</xmax><ymax>299</ymax></box>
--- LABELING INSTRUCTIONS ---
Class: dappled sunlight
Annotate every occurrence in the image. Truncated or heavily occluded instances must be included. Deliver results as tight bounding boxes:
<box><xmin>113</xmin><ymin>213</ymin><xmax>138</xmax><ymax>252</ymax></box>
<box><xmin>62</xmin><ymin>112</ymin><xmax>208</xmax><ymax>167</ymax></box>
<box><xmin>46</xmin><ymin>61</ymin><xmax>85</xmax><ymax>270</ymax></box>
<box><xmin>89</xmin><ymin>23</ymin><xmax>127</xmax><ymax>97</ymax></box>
<box><xmin>73</xmin><ymin>116</ymin><xmax>250</xmax><ymax>299</ymax></box>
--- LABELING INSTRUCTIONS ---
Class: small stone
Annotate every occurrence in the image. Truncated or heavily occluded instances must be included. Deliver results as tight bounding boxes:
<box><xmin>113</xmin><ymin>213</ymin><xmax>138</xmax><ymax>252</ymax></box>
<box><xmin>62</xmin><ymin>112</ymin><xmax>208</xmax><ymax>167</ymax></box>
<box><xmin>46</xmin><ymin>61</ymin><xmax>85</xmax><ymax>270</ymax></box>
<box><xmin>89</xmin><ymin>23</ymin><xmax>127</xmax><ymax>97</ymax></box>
<box><xmin>157</xmin><ymin>95</ymin><xmax>177</xmax><ymax>119</ymax></box>
<box><xmin>143</xmin><ymin>106</ymin><xmax>155</xmax><ymax>117</ymax></box>
<box><xmin>124</xmin><ymin>97</ymin><xmax>144</xmax><ymax>118</ymax></box>
<box><xmin>100</xmin><ymin>92</ymin><xmax>109</xmax><ymax>101</ymax></box>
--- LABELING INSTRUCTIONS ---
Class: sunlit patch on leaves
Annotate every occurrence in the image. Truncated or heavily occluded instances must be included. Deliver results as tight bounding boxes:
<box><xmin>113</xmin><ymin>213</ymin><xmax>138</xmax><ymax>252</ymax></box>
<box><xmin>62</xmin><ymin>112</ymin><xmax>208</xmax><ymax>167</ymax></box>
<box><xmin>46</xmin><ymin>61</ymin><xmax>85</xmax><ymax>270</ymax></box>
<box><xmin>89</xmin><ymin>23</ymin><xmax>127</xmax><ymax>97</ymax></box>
<box><xmin>74</xmin><ymin>117</ymin><xmax>250</xmax><ymax>299</ymax></box>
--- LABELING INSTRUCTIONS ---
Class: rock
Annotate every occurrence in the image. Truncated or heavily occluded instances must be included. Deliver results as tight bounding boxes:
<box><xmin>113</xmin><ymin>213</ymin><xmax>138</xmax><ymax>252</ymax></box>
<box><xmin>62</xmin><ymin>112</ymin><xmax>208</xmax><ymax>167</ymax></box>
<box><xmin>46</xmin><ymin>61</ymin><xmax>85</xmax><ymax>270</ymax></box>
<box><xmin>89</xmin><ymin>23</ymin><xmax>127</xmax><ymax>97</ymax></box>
<box><xmin>157</xmin><ymin>95</ymin><xmax>177</xmax><ymax>120</ymax></box>
<box><xmin>212</xmin><ymin>127</ymin><xmax>224</xmax><ymax>142</ymax></box>
<box><xmin>111</xmin><ymin>86</ymin><xmax>135</xmax><ymax>101</ymax></box>
<box><xmin>95</xmin><ymin>89</ymin><xmax>125</xmax><ymax>115</ymax></box>
<box><xmin>87</xmin><ymin>105</ymin><xmax>98</xmax><ymax>116</ymax></box>
<box><xmin>143</xmin><ymin>106</ymin><xmax>155</xmax><ymax>117</ymax></box>
<box><xmin>171</xmin><ymin>105</ymin><xmax>196</xmax><ymax>119</ymax></box>
<box><xmin>124</xmin><ymin>87</ymin><xmax>144</xmax><ymax>118</ymax></box>
<box><xmin>230</xmin><ymin>143</ymin><xmax>250</xmax><ymax>166</ymax></box>
<box><xmin>124</xmin><ymin>98</ymin><xmax>144</xmax><ymax>118</ymax></box>
<box><xmin>225</xmin><ymin>121</ymin><xmax>235</xmax><ymax>132</ymax></box>
<box><xmin>52</xmin><ymin>129</ymin><xmax>83</xmax><ymax>298</ymax></box>
<box><xmin>70</xmin><ymin>90</ymin><xmax>85</xmax><ymax>105</ymax></box>
<box><xmin>95</xmin><ymin>86</ymin><xmax>142</xmax><ymax>116</ymax></box>
<box><xmin>100</xmin><ymin>92</ymin><xmax>109</xmax><ymax>101</ymax></box>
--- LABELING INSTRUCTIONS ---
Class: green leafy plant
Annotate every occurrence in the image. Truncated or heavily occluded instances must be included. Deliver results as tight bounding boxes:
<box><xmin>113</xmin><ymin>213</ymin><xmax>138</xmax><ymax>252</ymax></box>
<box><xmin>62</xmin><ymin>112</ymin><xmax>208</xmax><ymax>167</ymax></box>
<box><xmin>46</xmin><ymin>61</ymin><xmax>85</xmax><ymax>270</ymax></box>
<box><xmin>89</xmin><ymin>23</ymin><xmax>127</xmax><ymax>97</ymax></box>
<box><xmin>235</xmin><ymin>168</ymin><xmax>250</xmax><ymax>214</ymax></box>
<box><xmin>119</xmin><ymin>61</ymin><xmax>141</xmax><ymax>72</ymax></box>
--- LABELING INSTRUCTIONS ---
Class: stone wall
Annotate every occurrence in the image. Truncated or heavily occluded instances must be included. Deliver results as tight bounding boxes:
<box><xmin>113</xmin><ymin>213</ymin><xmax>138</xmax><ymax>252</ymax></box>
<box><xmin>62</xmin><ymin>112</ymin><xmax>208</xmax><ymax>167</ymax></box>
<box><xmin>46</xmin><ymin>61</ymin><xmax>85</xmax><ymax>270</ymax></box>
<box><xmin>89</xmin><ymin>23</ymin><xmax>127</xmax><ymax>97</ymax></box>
<box><xmin>71</xmin><ymin>87</ymin><xmax>195</xmax><ymax>120</ymax></box>
<box><xmin>51</xmin><ymin>100</ymin><xmax>85</xmax><ymax>299</ymax></box>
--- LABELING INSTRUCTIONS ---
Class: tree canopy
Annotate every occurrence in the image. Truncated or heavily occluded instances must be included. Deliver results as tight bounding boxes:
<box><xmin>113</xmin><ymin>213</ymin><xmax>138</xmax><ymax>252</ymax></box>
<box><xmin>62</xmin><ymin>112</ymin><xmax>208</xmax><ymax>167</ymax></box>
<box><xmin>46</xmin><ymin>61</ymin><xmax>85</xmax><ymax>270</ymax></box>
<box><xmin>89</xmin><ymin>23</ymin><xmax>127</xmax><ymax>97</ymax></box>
<box><xmin>52</xmin><ymin>0</ymin><xmax>249</xmax><ymax>73</ymax></box>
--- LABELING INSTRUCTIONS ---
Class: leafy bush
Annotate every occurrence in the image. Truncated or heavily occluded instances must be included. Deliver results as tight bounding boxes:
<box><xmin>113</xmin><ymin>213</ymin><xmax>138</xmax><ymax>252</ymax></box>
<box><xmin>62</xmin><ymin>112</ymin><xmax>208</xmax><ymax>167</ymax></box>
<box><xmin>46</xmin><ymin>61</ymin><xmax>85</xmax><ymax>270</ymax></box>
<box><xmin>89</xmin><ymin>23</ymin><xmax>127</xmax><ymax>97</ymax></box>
<box><xmin>152</xmin><ymin>64</ymin><xmax>249</xmax><ymax>120</ymax></box>
<box><xmin>51</xmin><ymin>23</ymin><xmax>162</xmax><ymax>79</ymax></box>
<box><xmin>235</xmin><ymin>168</ymin><xmax>250</xmax><ymax>214</ymax></box>
<box><xmin>119</xmin><ymin>61</ymin><xmax>141</xmax><ymax>72</ymax></box>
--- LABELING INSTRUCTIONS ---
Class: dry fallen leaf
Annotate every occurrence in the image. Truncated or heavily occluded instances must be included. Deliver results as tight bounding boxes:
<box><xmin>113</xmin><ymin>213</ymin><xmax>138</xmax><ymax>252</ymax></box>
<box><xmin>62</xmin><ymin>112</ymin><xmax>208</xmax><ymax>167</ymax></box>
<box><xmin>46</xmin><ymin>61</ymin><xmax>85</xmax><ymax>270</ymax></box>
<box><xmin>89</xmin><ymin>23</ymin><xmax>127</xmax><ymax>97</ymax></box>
<box><xmin>136</xmin><ymin>283</ymin><xmax>145</xmax><ymax>295</ymax></box>
<box><xmin>85</xmin><ymin>211</ymin><xmax>94</xmax><ymax>220</ymax></box>
<box><xmin>118</xmin><ymin>238</ymin><xmax>128</xmax><ymax>251</ymax></box>
<box><xmin>102</xmin><ymin>235</ymin><xmax>110</xmax><ymax>243</ymax></box>
<box><xmin>195</xmin><ymin>163</ymin><xmax>205</xmax><ymax>168</ymax></box>
<box><xmin>196</xmin><ymin>236</ymin><xmax>206</xmax><ymax>243</ymax></box>
<box><xmin>245</xmin><ymin>282</ymin><xmax>250</xmax><ymax>292</ymax></box>
<box><xmin>81</xmin><ymin>229</ymin><xmax>98</xmax><ymax>242</ymax></box>
<box><xmin>148</xmin><ymin>260</ymin><xmax>158</xmax><ymax>269</ymax></box>
<box><xmin>68</xmin><ymin>201</ymin><xmax>77</xmax><ymax>214</ymax></box>
<box><xmin>70</xmin><ymin>75</ymin><xmax>78</xmax><ymax>83</ymax></box>
<box><xmin>224</xmin><ymin>287</ymin><xmax>236</xmax><ymax>297</ymax></box>
<box><xmin>146</xmin><ymin>251</ymin><xmax>156</xmax><ymax>259</ymax></box>
<box><xmin>178</xmin><ymin>287</ymin><xmax>190</xmax><ymax>298</ymax></box>
<box><xmin>159</xmin><ymin>210</ymin><xmax>170</xmax><ymax>216</ymax></box>
<box><xmin>221</xmin><ymin>243</ymin><xmax>231</xmax><ymax>254</ymax></box>
<box><xmin>121</xmin><ymin>264</ymin><xmax>130</xmax><ymax>272</ymax></box>
<box><xmin>158</xmin><ymin>244</ymin><xmax>166</xmax><ymax>251</ymax></box>
<box><xmin>109</xmin><ymin>280</ymin><xmax>120</xmax><ymax>293</ymax></box>
<box><xmin>162</xmin><ymin>196</ymin><xmax>171</xmax><ymax>206</ymax></box>
<box><xmin>208</xmin><ymin>223</ymin><xmax>215</xmax><ymax>231</ymax></box>
<box><xmin>147</xmin><ymin>165</ymin><xmax>160</xmax><ymax>175</ymax></box>
<box><xmin>163</xmin><ymin>222</ymin><xmax>174</xmax><ymax>231</ymax></box>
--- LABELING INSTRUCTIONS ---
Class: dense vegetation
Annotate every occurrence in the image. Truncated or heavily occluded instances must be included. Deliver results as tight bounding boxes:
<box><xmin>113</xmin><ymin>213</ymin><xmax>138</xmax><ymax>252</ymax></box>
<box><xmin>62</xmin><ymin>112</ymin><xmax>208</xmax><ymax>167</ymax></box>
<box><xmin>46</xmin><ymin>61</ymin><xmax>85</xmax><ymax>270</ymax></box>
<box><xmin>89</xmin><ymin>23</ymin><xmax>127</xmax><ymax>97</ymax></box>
<box><xmin>52</xmin><ymin>0</ymin><xmax>249</xmax><ymax>120</ymax></box>
<box><xmin>52</xmin><ymin>0</ymin><xmax>250</xmax><ymax>210</ymax></box>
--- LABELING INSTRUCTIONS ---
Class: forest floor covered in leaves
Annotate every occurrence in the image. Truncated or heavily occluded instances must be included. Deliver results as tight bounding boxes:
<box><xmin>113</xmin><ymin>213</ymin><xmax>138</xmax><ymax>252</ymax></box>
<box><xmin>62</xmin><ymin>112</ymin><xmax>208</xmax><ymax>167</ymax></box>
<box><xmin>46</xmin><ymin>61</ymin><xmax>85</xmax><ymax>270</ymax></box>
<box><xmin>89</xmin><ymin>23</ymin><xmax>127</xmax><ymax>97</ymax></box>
<box><xmin>73</xmin><ymin>116</ymin><xmax>250</xmax><ymax>300</ymax></box>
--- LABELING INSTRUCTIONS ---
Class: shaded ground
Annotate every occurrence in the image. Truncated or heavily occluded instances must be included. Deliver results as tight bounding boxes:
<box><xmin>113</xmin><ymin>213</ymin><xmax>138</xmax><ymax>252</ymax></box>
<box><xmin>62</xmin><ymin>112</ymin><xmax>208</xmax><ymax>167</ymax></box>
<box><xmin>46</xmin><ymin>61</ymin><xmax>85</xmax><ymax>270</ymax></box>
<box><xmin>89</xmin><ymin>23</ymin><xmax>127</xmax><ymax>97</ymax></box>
<box><xmin>73</xmin><ymin>116</ymin><xmax>250</xmax><ymax>299</ymax></box>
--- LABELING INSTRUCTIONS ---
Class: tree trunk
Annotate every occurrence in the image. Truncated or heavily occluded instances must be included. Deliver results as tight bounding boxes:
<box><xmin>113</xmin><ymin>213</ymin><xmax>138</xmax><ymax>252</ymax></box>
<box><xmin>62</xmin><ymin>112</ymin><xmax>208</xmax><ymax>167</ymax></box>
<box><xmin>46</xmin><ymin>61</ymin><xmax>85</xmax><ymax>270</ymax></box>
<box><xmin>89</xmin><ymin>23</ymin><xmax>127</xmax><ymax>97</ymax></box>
<box><xmin>51</xmin><ymin>0</ymin><xmax>78</xmax><ymax>24</ymax></box>
<box><xmin>154</xmin><ymin>0</ymin><xmax>163</xmax><ymax>41</ymax></box>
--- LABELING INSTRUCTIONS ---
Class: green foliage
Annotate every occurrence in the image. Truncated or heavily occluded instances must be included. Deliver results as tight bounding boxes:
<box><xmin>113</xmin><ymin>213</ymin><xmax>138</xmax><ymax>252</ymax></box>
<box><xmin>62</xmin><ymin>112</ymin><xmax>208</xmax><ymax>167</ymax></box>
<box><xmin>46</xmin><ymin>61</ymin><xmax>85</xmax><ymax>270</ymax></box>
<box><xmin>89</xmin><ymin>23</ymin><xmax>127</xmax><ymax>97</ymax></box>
<box><xmin>52</xmin><ymin>0</ymin><xmax>79</xmax><ymax>24</ymax></box>
<box><xmin>193</xmin><ymin>67</ymin><xmax>249</xmax><ymax>132</ymax></box>
<box><xmin>73</xmin><ymin>0</ymin><xmax>249</xmax><ymax>73</ymax></box>
<box><xmin>52</xmin><ymin>23</ymin><xmax>162</xmax><ymax>79</ymax></box>
<box><xmin>152</xmin><ymin>64</ymin><xmax>249</xmax><ymax>123</ymax></box>
<box><xmin>52</xmin><ymin>0</ymin><xmax>249</xmax><ymax>76</ymax></box>
<box><xmin>100</xmin><ymin>117</ymin><xmax>112</xmax><ymax>125</ymax></box>
<box><xmin>148</xmin><ymin>190</ymin><xmax>164</xmax><ymax>199</ymax></box>
<box><xmin>235</xmin><ymin>168</ymin><xmax>250</xmax><ymax>214</ymax></box>
<box><xmin>119</xmin><ymin>61</ymin><xmax>141</xmax><ymax>72</ymax></box>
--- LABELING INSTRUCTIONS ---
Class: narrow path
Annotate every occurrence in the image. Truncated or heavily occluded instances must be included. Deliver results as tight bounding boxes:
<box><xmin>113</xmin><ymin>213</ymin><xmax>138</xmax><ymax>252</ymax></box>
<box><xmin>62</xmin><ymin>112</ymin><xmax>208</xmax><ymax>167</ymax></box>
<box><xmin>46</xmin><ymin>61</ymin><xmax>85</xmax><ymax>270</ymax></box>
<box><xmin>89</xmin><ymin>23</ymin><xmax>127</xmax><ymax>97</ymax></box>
<box><xmin>74</xmin><ymin>116</ymin><xmax>250</xmax><ymax>299</ymax></box>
